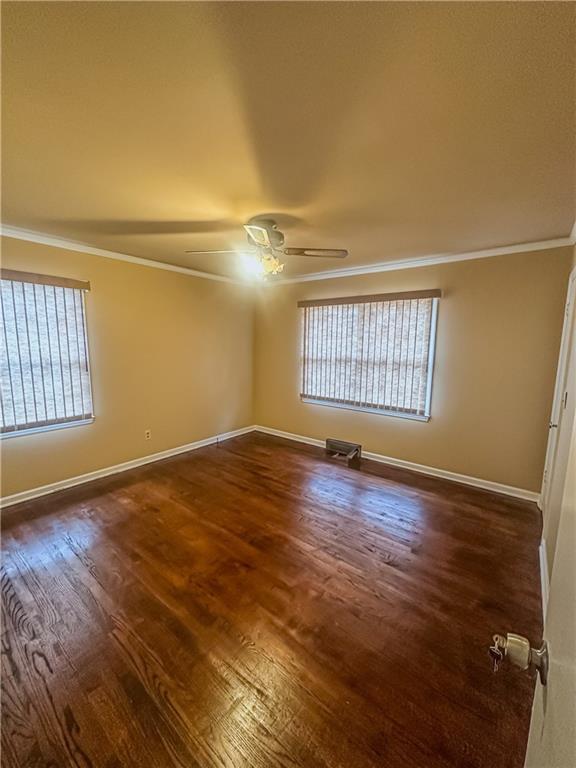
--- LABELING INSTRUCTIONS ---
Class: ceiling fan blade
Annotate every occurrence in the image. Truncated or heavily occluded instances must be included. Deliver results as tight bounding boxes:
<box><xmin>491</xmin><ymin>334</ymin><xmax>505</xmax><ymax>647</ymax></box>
<box><xmin>184</xmin><ymin>249</ymin><xmax>255</xmax><ymax>255</ymax></box>
<box><xmin>244</xmin><ymin>223</ymin><xmax>272</xmax><ymax>248</ymax></box>
<box><xmin>283</xmin><ymin>247</ymin><xmax>348</xmax><ymax>258</ymax></box>
<box><xmin>56</xmin><ymin>219</ymin><xmax>238</xmax><ymax>235</ymax></box>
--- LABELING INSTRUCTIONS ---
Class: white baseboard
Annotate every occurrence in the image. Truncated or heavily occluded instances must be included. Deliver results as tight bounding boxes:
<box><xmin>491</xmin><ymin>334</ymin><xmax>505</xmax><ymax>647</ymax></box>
<box><xmin>252</xmin><ymin>425</ymin><xmax>540</xmax><ymax>503</ymax></box>
<box><xmin>0</xmin><ymin>425</ymin><xmax>256</xmax><ymax>509</ymax></box>
<box><xmin>1</xmin><ymin>423</ymin><xmax>540</xmax><ymax>509</ymax></box>
<box><xmin>539</xmin><ymin>539</ymin><xmax>549</xmax><ymax>623</ymax></box>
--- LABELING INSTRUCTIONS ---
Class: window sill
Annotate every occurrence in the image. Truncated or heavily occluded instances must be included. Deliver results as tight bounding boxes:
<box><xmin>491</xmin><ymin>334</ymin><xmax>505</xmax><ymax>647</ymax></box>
<box><xmin>0</xmin><ymin>418</ymin><xmax>95</xmax><ymax>440</ymax></box>
<box><xmin>301</xmin><ymin>398</ymin><xmax>430</xmax><ymax>422</ymax></box>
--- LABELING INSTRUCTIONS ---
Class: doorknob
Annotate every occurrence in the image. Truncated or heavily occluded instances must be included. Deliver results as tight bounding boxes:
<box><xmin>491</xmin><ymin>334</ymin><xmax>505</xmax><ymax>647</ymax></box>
<box><xmin>489</xmin><ymin>633</ymin><xmax>549</xmax><ymax>685</ymax></box>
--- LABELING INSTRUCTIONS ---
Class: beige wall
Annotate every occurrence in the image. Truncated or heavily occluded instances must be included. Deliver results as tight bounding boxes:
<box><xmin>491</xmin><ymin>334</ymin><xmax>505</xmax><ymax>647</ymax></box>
<box><xmin>2</xmin><ymin>240</ymin><xmax>571</xmax><ymax>498</ymax></box>
<box><xmin>0</xmin><ymin>237</ymin><xmax>254</xmax><ymax>496</ymax></box>
<box><xmin>254</xmin><ymin>247</ymin><xmax>573</xmax><ymax>492</ymax></box>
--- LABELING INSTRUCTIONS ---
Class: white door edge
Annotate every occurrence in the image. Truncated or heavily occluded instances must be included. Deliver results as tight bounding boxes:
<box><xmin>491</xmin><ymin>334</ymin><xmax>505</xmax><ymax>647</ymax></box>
<box><xmin>540</xmin><ymin>267</ymin><xmax>576</xmax><ymax>516</ymax></box>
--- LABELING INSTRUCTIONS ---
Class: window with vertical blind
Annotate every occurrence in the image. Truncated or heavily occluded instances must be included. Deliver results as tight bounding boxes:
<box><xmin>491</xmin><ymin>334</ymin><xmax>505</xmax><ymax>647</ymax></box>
<box><xmin>299</xmin><ymin>290</ymin><xmax>440</xmax><ymax>420</ymax></box>
<box><xmin>0</xmin><ymin>269</ymin><xmax>94</xmax><ymax>436</ymax></box>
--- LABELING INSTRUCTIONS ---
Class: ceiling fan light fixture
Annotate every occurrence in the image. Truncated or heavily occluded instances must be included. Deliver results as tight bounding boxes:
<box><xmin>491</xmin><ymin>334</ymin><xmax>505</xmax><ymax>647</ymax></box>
<box><xmin>239</xmin><ymin>251</ymin><xmax>284</xmax><ymax>280</ymax></box>
<box><xmin>259</xmin><ymin>253</ymin><xmax>284</xmax><ymax>276</ymax></box>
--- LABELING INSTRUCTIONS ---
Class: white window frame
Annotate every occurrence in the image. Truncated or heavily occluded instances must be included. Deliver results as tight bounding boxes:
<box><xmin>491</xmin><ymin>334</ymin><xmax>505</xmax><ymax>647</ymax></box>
<box><xmin>299</xmin><ymin>291</ymin><xmax>440</xmax><ymax>422</ymax></box>
<box><xmin>0</xmin><ymin>270</ymin><xmax>95</xmax><ymax>439</ymax></box>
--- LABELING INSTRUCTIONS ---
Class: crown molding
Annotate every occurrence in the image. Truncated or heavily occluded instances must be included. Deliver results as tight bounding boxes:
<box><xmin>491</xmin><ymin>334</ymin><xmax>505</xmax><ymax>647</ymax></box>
<box><xmin>270</xmin><ymin>233</ymin><xmax>576</xmax><ymax>285</ymax></box>
<box><xmin>2</xmin><ymin>223</ymin><xmax>574</xmax><ymax>287</ymax></box>
<box><xmin>0</xmin><ymin>224</ymin><xmax>245</xmax><ymax>285</ymax></box>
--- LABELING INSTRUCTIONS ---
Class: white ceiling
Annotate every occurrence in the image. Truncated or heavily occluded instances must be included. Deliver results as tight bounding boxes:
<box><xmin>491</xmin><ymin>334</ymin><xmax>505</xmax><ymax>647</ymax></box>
<box><xmin>2</xmin><ymin>2</ymin><xmax>575</xmax><ymax>280</ymax></box>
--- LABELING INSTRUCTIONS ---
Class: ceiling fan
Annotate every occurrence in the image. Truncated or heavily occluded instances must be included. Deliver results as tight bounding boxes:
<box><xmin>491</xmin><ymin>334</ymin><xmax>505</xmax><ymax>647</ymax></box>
<box><xmin>185</xmin><ymin>217</ymin><xmax>348</xmax><ymax>276</ymax></box>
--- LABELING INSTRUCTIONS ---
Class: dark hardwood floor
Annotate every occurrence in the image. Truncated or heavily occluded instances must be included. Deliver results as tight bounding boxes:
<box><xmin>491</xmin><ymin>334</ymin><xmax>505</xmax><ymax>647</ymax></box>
<box><xmin>1</xmin><ymin>431</ymin><xmax>542</xmax><ymax>768</ymax></box>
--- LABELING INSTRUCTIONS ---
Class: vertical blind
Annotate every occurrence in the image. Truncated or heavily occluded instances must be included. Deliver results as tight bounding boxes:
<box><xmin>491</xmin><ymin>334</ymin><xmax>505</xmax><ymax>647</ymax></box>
<box><xmin>0</xmin><ymin>270</ymin><xmax>93</xmax><ymax>435</ymax></box>
<box><xmin>299</xmin><ymin>290</ymin><xmax>440</xmax><ymax>418</ymax></box>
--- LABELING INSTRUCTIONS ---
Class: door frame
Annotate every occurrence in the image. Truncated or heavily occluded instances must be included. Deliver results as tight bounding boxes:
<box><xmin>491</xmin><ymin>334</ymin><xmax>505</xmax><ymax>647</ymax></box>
<box><xmin>540</xmin><ymin>266</ymin><xmax>576</xmax><ymax>514</ymax></box>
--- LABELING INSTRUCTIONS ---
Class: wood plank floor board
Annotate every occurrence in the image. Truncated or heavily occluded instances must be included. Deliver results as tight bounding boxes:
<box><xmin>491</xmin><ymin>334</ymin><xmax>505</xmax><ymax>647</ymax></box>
<box><xmin>1</xmin><ymin>432</ymin><xmax>542</xmax><ymax>767</ymax></box>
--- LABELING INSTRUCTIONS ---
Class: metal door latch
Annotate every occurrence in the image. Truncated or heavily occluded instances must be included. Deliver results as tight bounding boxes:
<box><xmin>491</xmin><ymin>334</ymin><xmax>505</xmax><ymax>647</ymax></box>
<box><xmin>489</xmin><ymin>633</ymin><xmax>549</xmax><ymax>685</ymax></box>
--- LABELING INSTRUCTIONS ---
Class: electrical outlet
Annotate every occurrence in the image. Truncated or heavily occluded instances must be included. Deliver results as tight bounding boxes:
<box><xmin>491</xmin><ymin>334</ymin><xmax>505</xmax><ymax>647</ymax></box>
<box><xmin>145</xmin><ymin>429</ymin><xmax>151</xmax><ymax>440</ymax></box>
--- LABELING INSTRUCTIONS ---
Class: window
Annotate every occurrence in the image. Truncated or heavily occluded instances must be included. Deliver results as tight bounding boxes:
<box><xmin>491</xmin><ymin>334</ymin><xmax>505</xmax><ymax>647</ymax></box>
<box><xmin>0</xmin><ymin>269</ymin><xmax>93</xmax><ymax>436</ymax></box>
<box><xmin>299</xmin><ymin>289</ymin><xmax>440</xmax><ymax>420</ymax></box>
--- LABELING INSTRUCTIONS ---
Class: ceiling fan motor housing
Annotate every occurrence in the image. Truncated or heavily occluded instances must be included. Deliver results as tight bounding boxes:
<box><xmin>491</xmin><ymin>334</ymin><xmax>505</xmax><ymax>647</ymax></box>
<box><xmin>268</xmin><ymin>228</ymin><xmax>285</xmax><ymax>248</ymax></box>
<box><xmin>246</xmin><ymin>219</ymin><xmax>285</xmax><ymax>249</ymax></box>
